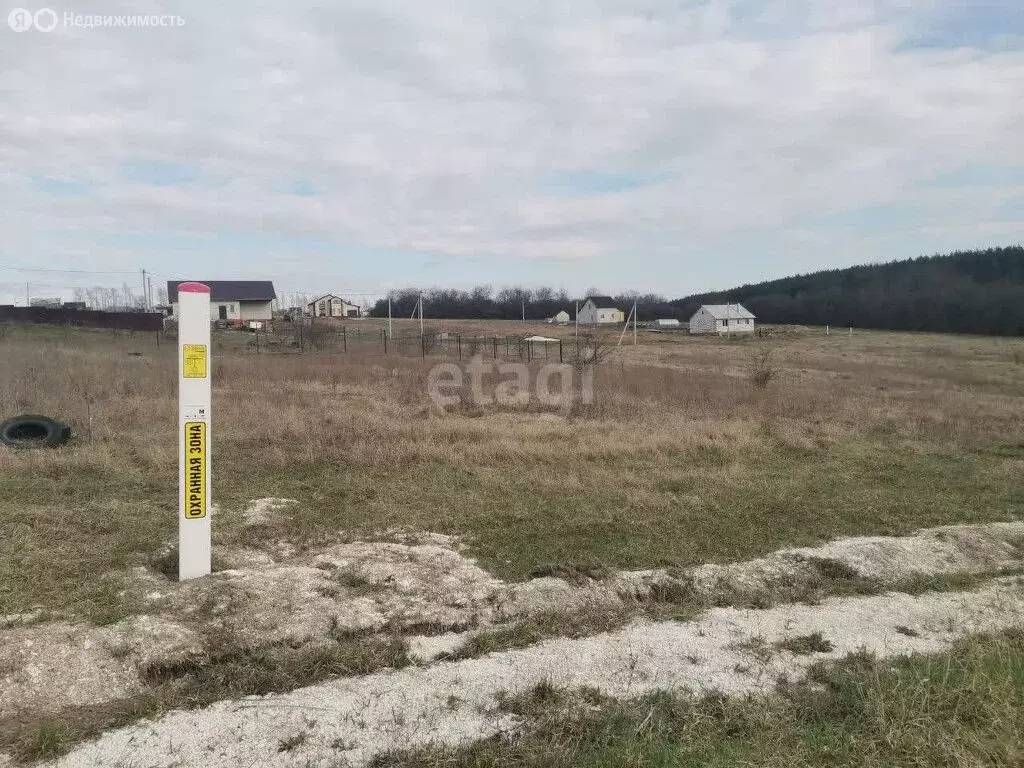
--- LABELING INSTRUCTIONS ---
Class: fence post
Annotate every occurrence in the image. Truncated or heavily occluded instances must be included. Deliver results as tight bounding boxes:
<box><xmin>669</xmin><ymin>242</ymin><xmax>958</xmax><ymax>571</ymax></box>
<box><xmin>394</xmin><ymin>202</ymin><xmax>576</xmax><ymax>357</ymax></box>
<box><xmin>458</xmin><ymin>335</ymin><xmax>462</xmax><ymax>360</ymax></box>
<box><xmin>422</xmin><ymin>333</ymin><xmax>426</xmax><ymax>357</ymax></box>
<box><xmin>255</xmin><ymin>327</ymin><xmax>260</xmax><ymax>355</ymax></box>
<box><xmin>299</xmin><ymin>322</ymin><xmax>304</xmax><ymax>352</ymax></box>
<box><xmin>493</xmin><ymin>337</ymin><xmax>497</xmax><ymax>360</ymax></box>
<box><xmin>559</xmin><ymin>339</ymin><xmax>563</xmax><ymax>363</ymax></box>
<box><xmin>382</xmin><ymin>329</ymin><xmax>387</xmax><ymax>355</ymax></box>
<box><xmin>342</xmin><ymin>326</ymin><xmax>347</xmax><ymax>354</ymax></box>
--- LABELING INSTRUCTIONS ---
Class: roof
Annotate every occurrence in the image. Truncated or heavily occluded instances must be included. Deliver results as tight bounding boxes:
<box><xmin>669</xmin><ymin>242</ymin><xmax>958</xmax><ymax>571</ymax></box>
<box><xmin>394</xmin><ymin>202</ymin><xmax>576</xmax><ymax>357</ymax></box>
<box><xmin>583</xmin><ymin>295</ymin><xmax>618</xmax><ymax>309</ymax></box>
<box><xmin>697</xmin><ymin>304</ymin><xmax>756</xmax><ymax>320</ymax></box>
<box><xmin>308</xmin><ymin>294</ymin><xmax>360</xmax><ymax>307</ymax></box>
<box><xmin>167</xmin><ymin>280</ymin><xmax>276</xmax><ymax>303</ymax></box>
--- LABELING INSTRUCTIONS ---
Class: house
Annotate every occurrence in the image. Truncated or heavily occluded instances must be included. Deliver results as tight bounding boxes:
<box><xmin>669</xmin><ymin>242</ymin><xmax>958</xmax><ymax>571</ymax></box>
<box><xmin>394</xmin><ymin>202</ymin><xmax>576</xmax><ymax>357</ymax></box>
<box><xmin>577</xmin><ymin>296</ymin><xmax>625</xmax><ymax>325</ymax></box>
<box><xmin>549</xmin><ymin>310</ymin><xmax>571</xmax><ymax>324</ymax></box>
<box><xmin>167</xmin><ymin>280</ymin><xmax>276</xmax><ymax>326</ymax></box>
<box><xmin>689</xmin><ymin>304</ymin><xmax>756</xmax><ymax>334</ymax></box>
<box><xmin>307</xmin><ymin>294</ymin><xmax>361</xmax><ymax>318</ymax></box>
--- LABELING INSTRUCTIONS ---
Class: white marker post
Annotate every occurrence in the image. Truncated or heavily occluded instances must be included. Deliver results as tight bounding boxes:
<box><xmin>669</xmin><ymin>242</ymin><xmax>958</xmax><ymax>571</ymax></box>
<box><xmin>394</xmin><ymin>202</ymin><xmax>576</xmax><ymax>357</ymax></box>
<box><xmin>177</xmin><ymin>282</ymin><xmax>212</xmax><ymax>581</ymax></box>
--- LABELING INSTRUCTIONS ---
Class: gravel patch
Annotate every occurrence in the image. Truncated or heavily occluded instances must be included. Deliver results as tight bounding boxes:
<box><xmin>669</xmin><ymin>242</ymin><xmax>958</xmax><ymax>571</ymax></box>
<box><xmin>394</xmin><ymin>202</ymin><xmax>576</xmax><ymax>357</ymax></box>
<box><xmin>38</xmin><ymin>578</ymin><xmax>1024</xmax><ymax>768</ymax></box>
<box><xmin>2</xmin><ymin>516</ymin><xmax>1022</xmax><ymax>758</ymax></box>
<box><xmin>0</xmin><ymin>617</ymin><xmax>199</xmax><ymax>719</ymax></box>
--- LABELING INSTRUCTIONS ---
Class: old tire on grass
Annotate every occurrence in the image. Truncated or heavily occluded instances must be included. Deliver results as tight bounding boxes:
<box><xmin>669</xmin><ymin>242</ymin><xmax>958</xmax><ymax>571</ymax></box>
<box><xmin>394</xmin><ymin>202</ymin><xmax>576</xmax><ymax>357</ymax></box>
<box><xmin>0</xmin><ymin>415</ymin><xmax>71</xmax><ymax>448</ymax></box>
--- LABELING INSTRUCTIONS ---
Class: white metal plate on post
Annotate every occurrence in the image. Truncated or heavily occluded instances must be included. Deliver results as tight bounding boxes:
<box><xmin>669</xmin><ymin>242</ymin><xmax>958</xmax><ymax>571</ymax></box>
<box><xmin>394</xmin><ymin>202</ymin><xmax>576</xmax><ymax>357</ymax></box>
<box><xmin>177</xmin><ymin>282</ymin><xmax>212</xmax><ymax>581</ymax></box>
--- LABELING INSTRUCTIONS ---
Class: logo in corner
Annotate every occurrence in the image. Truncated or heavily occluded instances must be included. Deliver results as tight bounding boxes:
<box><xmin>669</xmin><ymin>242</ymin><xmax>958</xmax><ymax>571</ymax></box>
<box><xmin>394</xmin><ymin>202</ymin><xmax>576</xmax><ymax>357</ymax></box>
<box><xmin>8</xmin><ymin>8</ymin><xmax>33</xmax><ymax>31</ymax></box>
<box><xmin>34</xmin><ymin>7</ymin><xmax>57</xmax><ymax>31</ymax></box>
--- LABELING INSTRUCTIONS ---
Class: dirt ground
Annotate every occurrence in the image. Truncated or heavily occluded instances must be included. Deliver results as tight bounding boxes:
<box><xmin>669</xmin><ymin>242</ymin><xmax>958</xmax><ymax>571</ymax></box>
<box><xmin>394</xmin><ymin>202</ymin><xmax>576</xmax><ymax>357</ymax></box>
<box><xmin>3</xmin><ymin>512</ymin><xmax>1024</xmax><ymax>766</ymax></box>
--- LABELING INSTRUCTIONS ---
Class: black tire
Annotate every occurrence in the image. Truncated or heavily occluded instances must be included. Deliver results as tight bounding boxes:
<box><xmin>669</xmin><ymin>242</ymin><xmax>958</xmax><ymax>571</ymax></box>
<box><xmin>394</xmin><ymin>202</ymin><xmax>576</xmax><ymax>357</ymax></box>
<box><xmin>0</xmin><ymin>415</ymin><xmax>71</xmax><ymax>448</ymax></box>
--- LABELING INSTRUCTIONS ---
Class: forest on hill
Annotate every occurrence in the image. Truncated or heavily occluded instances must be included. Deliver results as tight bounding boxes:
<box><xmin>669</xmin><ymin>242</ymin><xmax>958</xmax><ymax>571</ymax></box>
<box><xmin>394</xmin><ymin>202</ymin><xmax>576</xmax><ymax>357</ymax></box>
<box><xmin>671</xmin><ymin>246</ymin><xmax>1024</xmax><ymax>336</ymax></box>
<box><xmin>367</xmin><ymin>247</ymin><xmax>1024</xmax><ymax>335</ymax></box>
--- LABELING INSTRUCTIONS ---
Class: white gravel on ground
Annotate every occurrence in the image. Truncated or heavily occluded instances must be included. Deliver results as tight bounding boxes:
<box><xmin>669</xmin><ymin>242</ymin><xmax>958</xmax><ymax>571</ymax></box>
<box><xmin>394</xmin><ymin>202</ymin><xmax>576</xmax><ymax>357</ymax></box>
<box><xmin>786</xmin><ymin>521</ymin><xmax>1024</xmax><ymax>579</ymax></box>
<box><xmin>0</xmin><ymin>622</ymin><xmax>140</xmax><ymax>718</ymax></box>
<box><xmin>3</xmin><ymin>517</ymin><xmax>1024</xmax><ymax>728</ymax></box>
<box><xmin>40</xmin><ymin>578</ymin><xmax>1024</xmax><ymax>768</ymax></box>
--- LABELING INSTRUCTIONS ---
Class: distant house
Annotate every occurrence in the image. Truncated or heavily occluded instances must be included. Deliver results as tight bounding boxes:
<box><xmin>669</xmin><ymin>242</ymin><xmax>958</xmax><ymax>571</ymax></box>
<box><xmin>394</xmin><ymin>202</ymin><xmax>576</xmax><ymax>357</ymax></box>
<box><xmin>30</xmin><ymin>297</ymin><xmax>62</xmax><ymax>309</ymax></box>
<box><xmin>549</xmin><ymin>310</ymin><xmax>571</xmax><ymax>324</ymax></box>
<box><xmin>689</xmin><ymin>304</ymin><xmax>756</xmax><ymax>334</ymax></box>
<box><xmin>307</xmin><ymin>294</ymin><xmax>360</xmax><ymax>318</ymax></box>
<box><xmin>167</xmin><ymin>280</ymin><xmax>276</xmax><ymax>325</ymax></box>
<box><xmin>577</xmin><ymin>296</ymin><xmax>624</xmax><ymax>325</ymax></box>
<box><xmin>655</xmin><ymin>318</ymin><xmax>680</xmax><ymax>328</ymax></box>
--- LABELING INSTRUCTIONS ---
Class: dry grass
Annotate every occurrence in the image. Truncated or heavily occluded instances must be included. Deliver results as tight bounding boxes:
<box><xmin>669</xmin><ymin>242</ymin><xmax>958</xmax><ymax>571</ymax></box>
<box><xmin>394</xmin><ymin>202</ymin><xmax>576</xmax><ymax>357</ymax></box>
<box><xmin>1</xmin><ymin>323</ymin><xmax>1023</xmax><ymax>619</ymax></box>
<box><xmin>376</xmin><ymin>630</ymin><xmax>1024</xmax><ymax>768</ymax></box>
<box><xmin>0</xmin><ymin>633</ymin><xmax>409</xmax><ymax>762</ymax></box>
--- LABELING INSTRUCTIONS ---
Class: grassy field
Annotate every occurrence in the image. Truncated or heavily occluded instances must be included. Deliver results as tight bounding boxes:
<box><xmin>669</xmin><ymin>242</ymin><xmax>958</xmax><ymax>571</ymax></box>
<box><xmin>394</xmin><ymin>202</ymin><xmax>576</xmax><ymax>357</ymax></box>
<box><xmin>1</xmin><ymin>321</ymin><xmax>1023</xmax><ymax>622</ymax></box>
<box><xmin>378</xmin><ymin>630</ymin><xmax>1024</xmax><ymax>768</ymax></box>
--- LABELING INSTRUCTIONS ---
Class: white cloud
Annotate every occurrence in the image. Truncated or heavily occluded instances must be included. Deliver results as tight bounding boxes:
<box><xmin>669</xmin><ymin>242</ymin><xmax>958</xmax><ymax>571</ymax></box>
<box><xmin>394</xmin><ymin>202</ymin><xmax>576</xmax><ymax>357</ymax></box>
<box><xmin>0</xmin><ymin>0</ymin><xmax>1021</xmax><ymax>301</ymax></box>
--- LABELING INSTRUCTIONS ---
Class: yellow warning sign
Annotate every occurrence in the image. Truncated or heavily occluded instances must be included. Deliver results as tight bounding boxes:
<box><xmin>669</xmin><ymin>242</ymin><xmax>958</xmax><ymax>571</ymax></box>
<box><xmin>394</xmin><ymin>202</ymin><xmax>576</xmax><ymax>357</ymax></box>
<box><xmin>184</xmin><ymin>422</ymin><xmax>207</xmax><ymax>519</ymax></box>
<box><xmin>182</xmin><ymin>344</ymin><xmax>208</xmax><ymax>379</ymax></box>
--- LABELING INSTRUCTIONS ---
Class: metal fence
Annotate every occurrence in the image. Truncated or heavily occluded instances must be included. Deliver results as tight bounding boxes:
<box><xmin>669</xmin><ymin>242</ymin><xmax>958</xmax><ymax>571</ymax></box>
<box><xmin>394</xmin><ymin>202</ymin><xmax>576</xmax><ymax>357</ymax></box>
<box><xmin>231</xmin><ymin>323</ymin><xmax>597</xmax><ymax>363</ymax></box>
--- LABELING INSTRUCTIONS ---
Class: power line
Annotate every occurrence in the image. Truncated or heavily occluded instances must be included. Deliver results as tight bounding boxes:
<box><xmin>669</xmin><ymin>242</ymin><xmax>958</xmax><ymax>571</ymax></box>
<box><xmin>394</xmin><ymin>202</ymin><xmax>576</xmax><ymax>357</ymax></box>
<box><xmin>0</xmin><ymin>264</ymin><xmax>148</xmax><ymax>275</ymax></box>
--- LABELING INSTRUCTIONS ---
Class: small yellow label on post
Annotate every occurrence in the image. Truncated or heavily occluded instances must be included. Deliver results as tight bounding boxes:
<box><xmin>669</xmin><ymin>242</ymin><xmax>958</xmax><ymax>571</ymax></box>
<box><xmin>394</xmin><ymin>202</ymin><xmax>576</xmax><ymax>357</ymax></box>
<box><xmin>182</xmin><ymin>344</ymin><xmax>208</xmax><ymax>378</ymax></box>
<box><xmin>184</xmin><ymin>422</ymin><xmax>207</xmax><ymax>519</ymax></box>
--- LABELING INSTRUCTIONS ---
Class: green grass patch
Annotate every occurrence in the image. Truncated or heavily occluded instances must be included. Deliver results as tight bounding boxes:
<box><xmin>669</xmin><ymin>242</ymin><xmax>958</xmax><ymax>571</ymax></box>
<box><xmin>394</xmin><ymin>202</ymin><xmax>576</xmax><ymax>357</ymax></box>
<box><xmin>775</xmin><ymin>632</ymin><xmax>834</xmax><ymax>655</ymax></box>
<box><xmin>2</xmin><ymin>436</ymin><xmax>1020</xmax><ymax>618</ymax></box>
<box><xmin>378</xmin><ymin>630</ymin><xmax>1024</xmax><ymax>767</ymax></box>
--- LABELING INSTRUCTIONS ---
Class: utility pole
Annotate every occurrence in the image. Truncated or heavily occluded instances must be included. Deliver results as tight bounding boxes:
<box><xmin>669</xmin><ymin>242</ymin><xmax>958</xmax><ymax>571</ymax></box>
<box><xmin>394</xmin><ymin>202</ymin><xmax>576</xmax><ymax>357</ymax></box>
<box><xmin>419</xmin><ymin>294</ymin><xmax>424</xmax><ymax>336</ymax></box>
<box><xmin>147</xmin><ymin>276</ymin><xmax>153</xmax><ymax>310</ymax></box>
<box><xmin>575</xmin><ymin>300</ymin><xmax>578</xmax><ymax>339</ymax></box>
<box><xmin>141</xmin><ymin>269</ymin><xmax>148</xmax><ymax>310</ymax></box>
<box><xmin>521</xmin><ymin>298</ymin><xmax>525</xmax><ymax>323</ymax></box>
<box><xmin>25</xmin><ymin>282</ymin><xmax>30</xmax><ymax>307</ymax></box>
<box><xmin>618</xmin><ymin>302</ymin><xmax>636</xmax><ymax>346</ymax></box>
<box><xmin>387</xmin><ymin>296</ymin><xmax>393</xmax><ymax>339</ymax></box>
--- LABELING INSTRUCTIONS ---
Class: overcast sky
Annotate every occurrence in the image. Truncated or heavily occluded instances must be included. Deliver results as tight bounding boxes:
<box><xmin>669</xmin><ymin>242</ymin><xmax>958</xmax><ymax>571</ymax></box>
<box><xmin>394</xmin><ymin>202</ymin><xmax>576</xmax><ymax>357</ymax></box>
<box><xmin>1</xmin><ymin>0</ymin><xmax>1022</xmax><ymax>305</ymax></box>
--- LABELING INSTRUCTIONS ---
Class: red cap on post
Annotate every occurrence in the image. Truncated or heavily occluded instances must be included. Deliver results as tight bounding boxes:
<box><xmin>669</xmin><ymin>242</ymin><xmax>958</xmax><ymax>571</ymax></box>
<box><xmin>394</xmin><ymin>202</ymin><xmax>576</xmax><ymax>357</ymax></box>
<box><xmin>177</xmin><ymin>282</ymin><xmax>211</xmax><ymax>294</ymax></box>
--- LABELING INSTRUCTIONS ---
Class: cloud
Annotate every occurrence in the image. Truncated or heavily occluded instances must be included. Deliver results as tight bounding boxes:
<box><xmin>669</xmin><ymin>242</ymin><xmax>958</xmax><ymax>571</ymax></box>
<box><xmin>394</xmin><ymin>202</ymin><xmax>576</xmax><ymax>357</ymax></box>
<box><xmin>0</xmin><ymin>0</ymin><xmax>1021</xmax><ymax>302</ymax></box>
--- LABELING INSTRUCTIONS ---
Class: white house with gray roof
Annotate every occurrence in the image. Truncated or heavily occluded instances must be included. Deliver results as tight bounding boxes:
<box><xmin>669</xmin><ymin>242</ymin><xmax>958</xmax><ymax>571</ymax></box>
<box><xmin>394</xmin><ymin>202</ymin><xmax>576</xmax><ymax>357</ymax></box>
<box><xmin>168</xmin><ymin>280</ymin><xmax>276</xmax><ymax>326</ymax></box>
<box><xmin>689</xmin><ymin>304</ymin><xmax>756</xmax><ymax>334</ymax></box>
<box><xmin>577</xmin><ymin>296</ymin><xmax>625</xmax><ymax>325</ymax></box>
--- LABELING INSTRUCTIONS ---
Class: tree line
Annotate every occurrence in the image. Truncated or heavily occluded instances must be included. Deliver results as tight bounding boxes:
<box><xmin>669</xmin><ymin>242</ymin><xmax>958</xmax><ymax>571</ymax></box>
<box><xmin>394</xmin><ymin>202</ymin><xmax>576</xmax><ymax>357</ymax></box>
<box><xmin>370</xmin><ymin>247</ymin><xmax>1024</xmax><ymax>335</ymax></box>
<box><xmin>671</xmin><ymin>246</ymin><xmax>1024</xmax><ymax>336</ymax></box>
<box><xmin>368</xmin><ymin>287</ymin><xmax>688</xmax><ymax>322</ymax></box>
